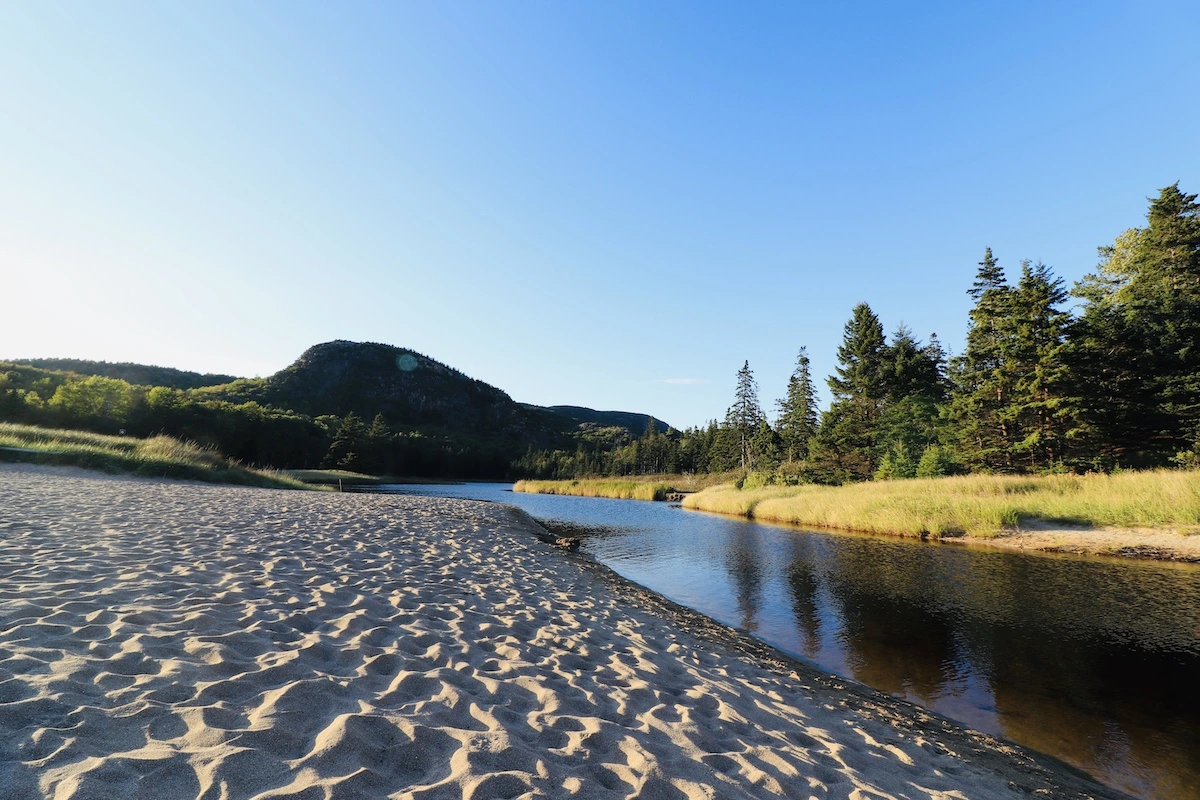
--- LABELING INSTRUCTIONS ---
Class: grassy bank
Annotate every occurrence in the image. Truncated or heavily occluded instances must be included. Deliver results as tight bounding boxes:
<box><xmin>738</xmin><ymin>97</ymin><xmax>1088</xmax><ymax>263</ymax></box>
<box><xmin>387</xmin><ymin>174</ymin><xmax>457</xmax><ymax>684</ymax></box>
<box><xmin>683</xmin><ymin>471</ymin><xmax>1200</xmax><ymax>538</ymax></box>
<box><xmin>0</xmin><ymin>423</ymin><xmax>309</xmax><ymax>490</ymax></box>
<box><xmin>514</xmin><ymin>478</ymin><xmax>676</xmax><ymax>501</ymax></box>
<box><xmin>513</xmin><ymin>473</ymin><xmax>738</xmax><ymax>501</ymax></box>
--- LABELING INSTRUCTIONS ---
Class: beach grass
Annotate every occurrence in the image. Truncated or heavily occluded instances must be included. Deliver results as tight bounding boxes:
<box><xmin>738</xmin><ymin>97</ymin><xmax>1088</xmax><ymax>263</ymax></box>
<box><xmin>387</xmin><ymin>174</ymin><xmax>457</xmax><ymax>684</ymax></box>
<box><xmin>513</xmin><ymin>473</ymin><xmax>738</xmax><ymax>501</ymax></box>
<box><xmin>0</xmin><ymin>422</ymin><xmax>310</xmax><ymax>490</ymax></box>
<box><xmin>682</xmin><ymin>470</ymin><xmax>1200</xmax><ymax>537</ymax></box>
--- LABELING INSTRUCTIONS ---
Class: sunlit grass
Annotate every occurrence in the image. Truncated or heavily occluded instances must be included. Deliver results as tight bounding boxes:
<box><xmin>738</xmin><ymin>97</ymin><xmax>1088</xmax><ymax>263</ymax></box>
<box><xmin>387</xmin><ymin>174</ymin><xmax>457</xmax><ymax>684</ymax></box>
<box><xmin>0</xmin><ymin>422</ymin><xmax>310</xmax><ymax>490</ymax></box>
<box><xmin>514</xmin><ymin>478</ymin><xmax>674</xmax><ymax>501</ymax></box>
<box><xmin>682</xmin><ymin>471</ymin><xmax>1200</xmax><ymax>537</ymax></box>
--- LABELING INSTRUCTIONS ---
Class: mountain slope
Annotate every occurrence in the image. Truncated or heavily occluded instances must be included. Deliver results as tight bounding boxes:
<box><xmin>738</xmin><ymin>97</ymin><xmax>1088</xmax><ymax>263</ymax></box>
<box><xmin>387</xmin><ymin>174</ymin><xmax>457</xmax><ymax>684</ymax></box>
<box><xmin>9</xmin><ymin>358</ymin><xmax>238</xmax><ymax>390</ymax></box>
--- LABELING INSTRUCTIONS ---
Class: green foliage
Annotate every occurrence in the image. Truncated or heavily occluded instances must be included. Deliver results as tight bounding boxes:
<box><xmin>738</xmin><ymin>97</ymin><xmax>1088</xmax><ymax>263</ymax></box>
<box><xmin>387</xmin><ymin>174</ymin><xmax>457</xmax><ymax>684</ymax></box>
<box><xmin>322</xmin><ymin>412</ymin><xmax>367</xmax><ymax>470</ymax></box>
<box><xmin>775</xmin><ymin>347</ymin><xmax>818</xmax><ymax>463</ymax></box>
<box><xmin>915</xmin><ymin>445</ymin><xmax>958</xmax><ymax>478</ymax></box>
<box><xmin>726</xmin><ymin>361</ymin><xmax>764</xmax><ymax>471</ymax></box>
<box><xmin>48</xmin><ymin>376</ymin><xmax>136</xmax><ymax>429</ymax></box>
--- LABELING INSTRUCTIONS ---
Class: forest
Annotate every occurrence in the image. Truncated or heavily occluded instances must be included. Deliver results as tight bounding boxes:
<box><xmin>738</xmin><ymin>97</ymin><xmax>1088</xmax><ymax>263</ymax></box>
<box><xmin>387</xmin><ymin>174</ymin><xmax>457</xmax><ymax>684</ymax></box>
<box><xmin>517</xmin><ymin>183</ymin><xmax>1200</xmax><ymax>484</ymax></box>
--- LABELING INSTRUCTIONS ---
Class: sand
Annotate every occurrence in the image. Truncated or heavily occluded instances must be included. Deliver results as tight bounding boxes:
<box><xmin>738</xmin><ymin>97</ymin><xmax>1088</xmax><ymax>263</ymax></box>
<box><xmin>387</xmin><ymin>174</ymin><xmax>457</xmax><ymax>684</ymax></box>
<box><xmin>0</xmin><ymin>464</ymin><xmax>1123</xmax><ymax>800</ymax></box>
<box><xmin>946</xmin><ymin>523</ymin><xmax>1200</xmax><ymax>562</ymax></box>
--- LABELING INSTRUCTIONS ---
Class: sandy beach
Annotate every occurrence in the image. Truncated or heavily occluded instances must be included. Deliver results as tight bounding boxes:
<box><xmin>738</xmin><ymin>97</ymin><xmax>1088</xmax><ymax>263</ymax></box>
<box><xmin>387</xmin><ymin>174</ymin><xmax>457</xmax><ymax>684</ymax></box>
<box><xmin>0</xmin><ymin>464</ymin><xmax>1123</xmax><ymax>799</ymax></box>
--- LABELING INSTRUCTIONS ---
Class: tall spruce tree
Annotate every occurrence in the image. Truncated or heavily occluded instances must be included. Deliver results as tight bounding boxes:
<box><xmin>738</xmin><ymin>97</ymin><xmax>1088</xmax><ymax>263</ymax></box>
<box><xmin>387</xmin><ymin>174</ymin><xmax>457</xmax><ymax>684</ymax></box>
<box><xmin>875</xmin><ymin>325</ymin><xmax>949</xmax><ymax>479</ymax></box>
<box><xmin>725</xmin><ymin>361</ymin><xmax>764</xmax><ymax>471</ymax></box>
<box><xmin>812</xmin><ymin>303</ymin><xmax>890</xmax><ymax>481</ymax></box>
<box><xmin>322</xmin><ymin>412</ymin><xmax>367</xmax><ymax>470</ymax></box>
<box><xmin>776</xmin><ymin>347</ymin><xmax>819</xmax><ymax>462</ymax></box>
<box><xmin>951</xmin><ymin>249</ymin><xmax>1018</xmax><ymax>471</ymax></box>
<box><xmin>1072</xmin><ymin>183</ymin><xmax>1200</xmax><ymax>465</ymax></box>
<box><xmin>1008</xmin><ymin>261</ymin><xmax>1077</xmax><ymax>468</ymax></box>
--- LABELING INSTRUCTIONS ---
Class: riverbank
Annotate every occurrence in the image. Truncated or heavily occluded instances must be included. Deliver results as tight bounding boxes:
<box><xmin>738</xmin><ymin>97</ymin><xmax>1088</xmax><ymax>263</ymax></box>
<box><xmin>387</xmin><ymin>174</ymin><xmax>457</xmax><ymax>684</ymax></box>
<box><xmin>0</xmin><ymin>463</ymin><xmax>1122</xmax><ymax>799</ymax></box>
<box><xmin>514</xmin><ymin>472</ymin><xmax>735</xmax><ymax>501</ymax></box>
<box><xmin>683</xmin><ymin>471</ymin><xmax>1200</xmax><ymax>561</ymax></box>
<box><xmin>0</xmin><ymin>421</ymin><xmax>308</xmax><ymax>489</ymax></box>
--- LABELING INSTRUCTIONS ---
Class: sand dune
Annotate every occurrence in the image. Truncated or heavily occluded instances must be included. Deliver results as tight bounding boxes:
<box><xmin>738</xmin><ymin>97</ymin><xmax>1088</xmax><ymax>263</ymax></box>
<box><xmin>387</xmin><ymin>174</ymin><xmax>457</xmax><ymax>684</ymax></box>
<box><xmin>0</xmin><ymin>464</ymin><xmax>1121</xmax><ymax>799</ymax></box>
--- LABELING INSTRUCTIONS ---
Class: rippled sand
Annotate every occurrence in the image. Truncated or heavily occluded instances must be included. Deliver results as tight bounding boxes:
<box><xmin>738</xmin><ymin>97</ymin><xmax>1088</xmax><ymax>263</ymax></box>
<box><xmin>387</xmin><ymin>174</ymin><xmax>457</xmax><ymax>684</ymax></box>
<box><xmin>0</xmin><ymin>465</ymin><xmax>1121</xmax><ymax>799</ymax></box>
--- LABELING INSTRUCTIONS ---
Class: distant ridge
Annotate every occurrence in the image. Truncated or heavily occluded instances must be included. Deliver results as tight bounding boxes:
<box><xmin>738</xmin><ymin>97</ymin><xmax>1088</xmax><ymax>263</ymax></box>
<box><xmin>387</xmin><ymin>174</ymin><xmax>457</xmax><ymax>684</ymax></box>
<box><xmin>8</xmin><ymin>358</ymin><xmax>238</xmax><ymax>390</ymax></box>
<box><xmin>542</xmin><ymin>405</ymin><xmax>672</xmax><ymax>434</ymax></box>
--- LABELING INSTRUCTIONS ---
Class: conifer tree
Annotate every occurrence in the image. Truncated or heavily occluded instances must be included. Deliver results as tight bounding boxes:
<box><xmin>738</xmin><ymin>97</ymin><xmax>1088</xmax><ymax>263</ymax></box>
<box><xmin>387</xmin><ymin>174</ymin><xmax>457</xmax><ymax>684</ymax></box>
<box><xmin>1072</xmin><ymin>183</ymin><xmax>1200</xmax><ymax>464</ymax></box>
<box><xmin>775</xmin><ymin>347</ymin><xmax>819</xmax><ymax>462</ymax></box>
<box><xmin>725</xmin><ymin>361</ymin><xmax>764</xmax><ymax>471</ymax></box>
<box><xmin>875</xmin><ymin>325</ymin><xmax>949</xmax><ymax>477</ymax></box>
<box><xmin>812</xmin><ymin>303</ymin><xmax>890</xmax><ymax>481</ymax></box>
<box><xmin>1008</xmin><ymin>261</ymin><xmax>1077</xmax><ymax>468</ymax></box>
<box><xmin>363</xmin><ymin>413</ymin><xmax>392</xmax><ymax>474</ymax></box>
<box><xmin>322</xmin><ymin>412</ymin><xmax>367</xmax><ymax>470</ymax></box>
<box><xmin>950</xmin><ymin>249</ymin><xmax>1017</xmax><ymax>470</ymax></box>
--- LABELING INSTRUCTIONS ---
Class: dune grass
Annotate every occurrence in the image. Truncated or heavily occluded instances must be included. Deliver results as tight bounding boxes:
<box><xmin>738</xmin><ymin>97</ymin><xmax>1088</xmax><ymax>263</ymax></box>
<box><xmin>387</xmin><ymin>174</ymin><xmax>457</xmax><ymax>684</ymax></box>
<box><xmin>0</xmin><ymin>422</ymin><xmax>310</xmax><ymax>490</ymax></box>
<box><xmin>682</xmin><ymin>470</ymin><xmax>1200</xmax><ymax>538</ymax></box>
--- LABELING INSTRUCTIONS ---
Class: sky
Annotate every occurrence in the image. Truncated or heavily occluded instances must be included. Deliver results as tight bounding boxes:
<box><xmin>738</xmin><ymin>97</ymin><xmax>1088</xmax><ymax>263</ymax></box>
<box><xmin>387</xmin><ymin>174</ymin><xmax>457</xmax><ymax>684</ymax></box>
<box><xmin>1</xmin><ymin>2</ymin><xmax>1197</xmax><ymax>429</ymax></box>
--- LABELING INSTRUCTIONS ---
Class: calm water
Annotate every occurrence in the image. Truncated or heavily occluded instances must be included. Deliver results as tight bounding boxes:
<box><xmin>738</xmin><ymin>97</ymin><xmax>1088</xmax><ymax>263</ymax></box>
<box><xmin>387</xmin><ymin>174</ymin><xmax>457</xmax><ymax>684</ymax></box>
<box><xmin>377</xmin><ymin>483</ymin><xmax>1200</xmax><ymax>800</ymax></box>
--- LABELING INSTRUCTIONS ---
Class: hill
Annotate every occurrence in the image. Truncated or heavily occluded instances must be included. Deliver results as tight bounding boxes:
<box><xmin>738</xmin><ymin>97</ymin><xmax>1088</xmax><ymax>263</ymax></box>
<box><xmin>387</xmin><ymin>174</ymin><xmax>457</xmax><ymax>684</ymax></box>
<box><xmin>9</xmin><ymin>358</ymin><xmax>237</xmax><ymax>390</ymax></box>
<box><xmin>541</xmin><ymin>405</ymin><xmax>672</xmax><ymax>434</ymax></box>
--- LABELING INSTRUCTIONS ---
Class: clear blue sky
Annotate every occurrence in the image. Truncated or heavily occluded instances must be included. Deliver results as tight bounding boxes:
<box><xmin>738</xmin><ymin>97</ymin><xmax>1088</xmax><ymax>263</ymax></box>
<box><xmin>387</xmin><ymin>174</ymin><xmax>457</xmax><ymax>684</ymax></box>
<box><xmin>2</xmin><ymin>2</ymin><xmax>1197</xmax><ymax>428</ymax></box>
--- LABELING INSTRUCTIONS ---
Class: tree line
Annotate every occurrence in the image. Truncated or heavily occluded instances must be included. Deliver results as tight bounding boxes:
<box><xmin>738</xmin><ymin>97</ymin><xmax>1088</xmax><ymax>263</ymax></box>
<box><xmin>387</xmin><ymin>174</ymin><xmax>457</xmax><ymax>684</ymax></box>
<box><xmin>0</xmin><ymin>367</ymin><xmax>520</xmax><ymax>478</ymax></box>
<box><xmin>519</xmin><ymin>183</ymin><xmax>1200</xmax><ymax>482</ymax></box>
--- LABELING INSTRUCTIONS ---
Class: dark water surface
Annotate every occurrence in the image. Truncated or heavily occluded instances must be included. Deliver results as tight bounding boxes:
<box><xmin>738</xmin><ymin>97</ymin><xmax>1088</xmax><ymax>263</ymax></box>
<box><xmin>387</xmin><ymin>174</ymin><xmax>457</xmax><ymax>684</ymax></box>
<box><xmin>377</xmin><ymin>483</ymin><xmax>1200</xmax><ymax>799</ymax></box>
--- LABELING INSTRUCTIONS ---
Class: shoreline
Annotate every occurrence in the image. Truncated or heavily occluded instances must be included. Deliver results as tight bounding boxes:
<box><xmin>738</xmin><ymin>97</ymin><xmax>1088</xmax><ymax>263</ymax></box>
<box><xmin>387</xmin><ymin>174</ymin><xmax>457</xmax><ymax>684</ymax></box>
<box><xmin>685</xmin><ymin>503</ymin><xmax>1200</xmax><ymax>563</ymax></box>
<box><xmin>0</xmin><ymin>464</ymin><xmax>1126</xmax><ymax>798</ymax></box>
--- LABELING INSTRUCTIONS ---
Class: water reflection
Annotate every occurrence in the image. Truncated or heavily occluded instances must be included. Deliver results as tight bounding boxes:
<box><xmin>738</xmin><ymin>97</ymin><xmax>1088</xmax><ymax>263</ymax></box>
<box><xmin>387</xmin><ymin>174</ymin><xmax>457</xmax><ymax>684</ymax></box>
<box><xmin>725</xmin><ymin>526</ymin><xmax>765</xmax><ymax>631</ymax></box>
<box><xmin>378</xmin><ymin>483</ymin><xmax>1200</xmax><ymax>800</ymax></box>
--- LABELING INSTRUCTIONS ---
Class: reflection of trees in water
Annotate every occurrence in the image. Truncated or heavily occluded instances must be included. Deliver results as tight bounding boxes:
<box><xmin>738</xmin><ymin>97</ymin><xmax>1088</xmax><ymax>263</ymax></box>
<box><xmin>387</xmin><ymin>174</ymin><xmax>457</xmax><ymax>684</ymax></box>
<box><xmin>985</xmin><ymin>622</ymin><xmax>1200</xmax><ymax>800</ymax></box>
<box><xmin>785</xmin><ymin>541</ymin><xmax>823</xmax><ymax>660</ymax></box>
<box><xmin>818</xmin><ymin>538</ymin><xmax>962</xmax><ymax>704</ymax></box>
<box><xmin>794</xmin><ymin>534</ymin><xmax>1200</xmax><ymax>797</ymax></box>
<box><xmin>724</xmin><ymin>526</ymin><xmax>765</xmax><ymax>632</ymax></box>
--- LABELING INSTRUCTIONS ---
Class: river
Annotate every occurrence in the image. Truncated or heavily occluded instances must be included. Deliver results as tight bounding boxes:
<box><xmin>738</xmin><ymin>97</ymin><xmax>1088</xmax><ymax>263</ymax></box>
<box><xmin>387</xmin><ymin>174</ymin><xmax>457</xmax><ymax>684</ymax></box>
<box><xmin>375</xmin><ymin>482</ymin><xmax>1200</xmax><ymax>800</ymax></box>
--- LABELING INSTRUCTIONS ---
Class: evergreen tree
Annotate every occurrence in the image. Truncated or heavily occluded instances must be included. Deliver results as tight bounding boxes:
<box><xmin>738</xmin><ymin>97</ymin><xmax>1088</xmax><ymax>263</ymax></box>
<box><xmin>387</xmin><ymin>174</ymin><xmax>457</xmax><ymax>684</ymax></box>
<box><xmin>950</xmin><ymin>249</ymin><xmax>1017</xmax><ymax>471</ymax></box>
<box><xmin>874</xmin><ymin>325</ymin><xmax>949</xmax><ymax>476</ymax></box>
<box><xmin>812</xmin><ymin>303</ymin><xmax>890</xmax><ymax>481</ymax></box>
<box><xmin>828</xmin><ymin>303</ymin><xmax>889</xmax><ymax>404</ymax></box>
<box><xmin>1072</xmin><ymin>183</ymin><xmax>1200</xmax><ymax>465</ymax></box>
<box><xmin>725</xmin><ymin>361</ymin><xmax>764</xmax><ymax>470</ymax></box>
<box><xmin>775</xmin><ymin>347</ymin><xmax>819</xmax><ymax>462</ymax></box>
<box><xmin>750</xmin><ymin>420</ymin><xmax>783</xmax><ymax>472</ymax></box>
<box><xmin>1008</xmin><ymin>261</ymin><xmax>1078</xmax><ymax>468</ymax></box>
<box><xmin>363</xmin><ymin>413</ymin><xmax>392</xmax><ymax>474</ymax></box>
<box><xmin>322</xmin><ymin>412</ymin><xmax>367</xmax><ymax>470</ymax></box>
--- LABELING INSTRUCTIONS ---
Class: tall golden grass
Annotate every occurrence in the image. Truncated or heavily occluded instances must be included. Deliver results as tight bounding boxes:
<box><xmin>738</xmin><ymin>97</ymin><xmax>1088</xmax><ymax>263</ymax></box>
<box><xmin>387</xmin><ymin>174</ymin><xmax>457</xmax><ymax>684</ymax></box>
<box><xmin>513</xmin><ymin>472</ymin><xmax>741</xmax><ymax>501</ymax></box>
<box><xmin>513</xmin><ymin>479</ymin><xmax>673</xmax><ymax>501</ymax></box>
<box><xmin>0</xmin><ymin>422</ymin><xmax>309</xmax><ymax>490</ymax></box>
<box><xmin>682</xmin><ymin>471</ymin><xmax>1200</xmax><ymax>537</ymax></box>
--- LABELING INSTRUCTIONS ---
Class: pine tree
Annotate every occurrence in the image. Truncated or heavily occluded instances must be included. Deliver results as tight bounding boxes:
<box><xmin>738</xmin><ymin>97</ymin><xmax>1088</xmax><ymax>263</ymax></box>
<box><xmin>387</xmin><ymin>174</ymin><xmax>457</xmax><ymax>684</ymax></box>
<box><xmin>322</xmin><ymin>412</ymin><xmax>367</xmax><ymax>470</ymax></box>
<box><xmin>363</xmin><ymin>413</ymin><xmax>392</xmax><ymax>474</ymax></box>
<box><xmin>1008</xmin><ymin>261</ymin><xmax>1077</xmax><ymax>468</ymax></box>
<box><xmin>750</xmin><ymin>420</ymin><xmax>782</xmax><ymax>472</ymax></box>
<box><xmin>875</xmin><ymin>325</ymin><xmax>949</xmax><ymax>476</ymax></box>
<box><xmin>812</xmin><ymin>304</ymin><xmax>890</xmax><ymax>481</ymax></box>
<box><xmin>775</xmin><ymin>347</ymin><xmax>819</xmax><ymax>462</ymax></box>
<box><xmin>1071</xmin><ymin>183</ymin><xmax>1200</xmax><ymax>465</ymax></box>
<box><xmin>725</xmin><ymin>361</ymin><xmax>764</xmax><ymax>471</ymax></box>
<box><xmin>951</xmin><ymin>249</ymin><xmax>1017</xmax><ymax>471</ymax></box>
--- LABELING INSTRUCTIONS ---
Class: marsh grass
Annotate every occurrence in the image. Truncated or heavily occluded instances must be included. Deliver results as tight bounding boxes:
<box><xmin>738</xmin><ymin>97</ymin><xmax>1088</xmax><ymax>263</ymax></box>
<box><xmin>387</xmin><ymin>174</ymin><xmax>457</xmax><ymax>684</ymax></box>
<box><xmin>0</xmin><ymin>422</ymin><xmax>309</xmax><ymax>490</ymax></box>
<box><xmin>514</xmin><ymin>478</ymin><xmax>673</xmax><ymax>501</ymax></box>
<box><xmin>682</xmin><ymin>471</ymin><xmax>1200</xmax><ymax>537</ymax></box>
